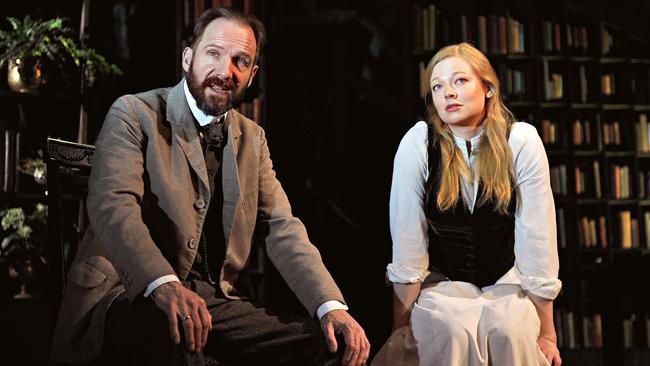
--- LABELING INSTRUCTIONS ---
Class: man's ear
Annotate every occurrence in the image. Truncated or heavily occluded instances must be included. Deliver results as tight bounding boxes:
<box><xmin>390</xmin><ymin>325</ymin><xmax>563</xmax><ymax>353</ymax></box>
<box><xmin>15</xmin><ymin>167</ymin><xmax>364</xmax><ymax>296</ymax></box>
<box><xmin>247</xmin><ymin>65</ymin><xmax>259</xmax><ymax>87</ymax></box>
<box><xmin>182</xmin><ymin>47</ymin><xmax>193</xmax><ymax>73</ymax></box>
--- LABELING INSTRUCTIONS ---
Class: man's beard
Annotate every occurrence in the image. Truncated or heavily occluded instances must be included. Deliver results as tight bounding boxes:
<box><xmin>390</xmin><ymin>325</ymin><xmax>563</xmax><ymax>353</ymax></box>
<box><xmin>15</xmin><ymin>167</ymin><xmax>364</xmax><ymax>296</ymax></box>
<box><xmin>186</xmin><ymin>63</ymin><xmax>247</xmax><ymax>116</ymax></box>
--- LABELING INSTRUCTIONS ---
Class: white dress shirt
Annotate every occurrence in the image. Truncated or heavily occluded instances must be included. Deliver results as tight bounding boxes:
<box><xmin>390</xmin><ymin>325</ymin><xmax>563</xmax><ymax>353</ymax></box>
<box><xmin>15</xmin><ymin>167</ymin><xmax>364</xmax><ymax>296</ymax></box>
<box><xmin>387</xmin><ymin>121</ymin><xmax>562</xmax><ymax>300</ymax></box>
<box><xmin>145</xmin><ymin>80</ymin><xmax>348</xmax><ymax>318</ymax></box>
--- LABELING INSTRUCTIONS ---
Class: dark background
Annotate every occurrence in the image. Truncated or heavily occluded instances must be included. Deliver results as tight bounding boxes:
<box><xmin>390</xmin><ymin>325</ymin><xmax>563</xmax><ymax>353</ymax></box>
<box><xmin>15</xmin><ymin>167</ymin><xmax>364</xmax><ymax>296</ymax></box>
<box><xmin>1</xmin><ymin>0</ymin><xmax>650</xmax><ymax>364</ymax></box>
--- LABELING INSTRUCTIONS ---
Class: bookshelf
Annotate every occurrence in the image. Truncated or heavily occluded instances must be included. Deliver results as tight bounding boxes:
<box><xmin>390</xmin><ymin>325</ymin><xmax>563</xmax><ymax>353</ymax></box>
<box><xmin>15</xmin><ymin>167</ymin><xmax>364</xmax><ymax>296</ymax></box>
<box><xmin>406</xmin><ymin>0</ymin><xmax>650</xmax><ymax>365</ymax></box>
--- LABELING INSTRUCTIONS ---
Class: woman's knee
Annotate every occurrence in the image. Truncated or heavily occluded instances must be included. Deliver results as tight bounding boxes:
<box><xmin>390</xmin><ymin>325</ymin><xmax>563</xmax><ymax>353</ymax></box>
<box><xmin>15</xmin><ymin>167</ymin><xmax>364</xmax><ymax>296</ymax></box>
<box><xmin>487</xmin><ymin>311</ymin><xmax>537</xmax><ymax>345</ymax></box>
<box><xmin>412</xmin><ymin>306</ymin><xmax>469</xmax><ymax>343</ymax></box>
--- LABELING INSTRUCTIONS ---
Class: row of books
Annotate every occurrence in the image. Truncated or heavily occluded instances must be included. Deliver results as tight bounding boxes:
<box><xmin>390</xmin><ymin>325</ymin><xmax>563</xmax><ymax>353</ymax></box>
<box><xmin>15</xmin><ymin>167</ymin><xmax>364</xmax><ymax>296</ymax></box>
<box><xmin>570</xmin><ymin>210</ymin><xmax>650</xmax><ymax>249</ymax></box>
<box><xmin>543</xmin><ymin>23</ymin><xmax>616</xmax><ymax>55</ymax></box>
<box><xmin>555</xmin><ymin>311</ymin><xmax>650</xmax><ymax>350</ymax></box>
<box><xmin>502</xmin><ymin>16</ymin><xmax>526</xmax><ymax>54</ymax></box>
<box><xmin>618</xmin><ymin>210</ymin><xmax>640</xmax><ymax>249</ymax></box>
<box><xmin>542</xmin><ymin>60</ymin><xmax>563</xmax><ymax>100</ymax></box>
<box><xmin>541</xmin><ymin>21</ymin><xmax>563</xmax><ymax>54</ymax></box>
<box><xmin>498</xmin><ymin>66</ymin><xmax>527</xmax><ymax>97</ymax></box>
<box><xmin>412</xmin><ymin>7</ymin><xmax>622</xmax><ymax>57</ymax></box>
<box><xmin>543</xmin><ymin>116</ymin><xmax>650</xmax><ymax>150</ymax></box>
<box><xmin>603</xmin><ymin>121</ymin><xmax>622</xmax><ymax>146</ymax></box>
<box><xmin>601</xmin><ymin>73</ymin><xmax>617</xmax><ymax>96</ymax></box>
<box><xmin>638</xmin><ymin>171</ymin><xmax>650</xmax><ymax>199</ymax></box>
<box><xmin>575</xmin><ymin>161</ymin><xmax>601</xmax><ymax>198</ymax></box>
<box><xmin>611</xmin><ymin>164</ymin><xmax>632</xmax><ymax>199</ymax></box>
<box><xmin>551</xmin><ymin>164</ymin><xmax>568</xmax><ymax>196</ymax></box>
<box><xmin>550</xmin><ymin>160</ymin><xmax>650</xmax><ymax>199</ymax></box>
<box><xmin>541</xmin><ymin>119</ymin><xmax>559</xmax><ymax>145</ymax></box>
<box><xmin>553</xmin><ymin>164</ymin><xmax>608</xmax><ymax>198</ymax></box>
<box><xmin>412</xmin><ymin>4</ymin><xmax>437</xmax><ymax>52</ymax></box>
<box><xmin>578</xmin><ymin>215</ymin><xmax>607</xmax><ymax>248</ymax></box>
<box><xmin>576</xmin><ymin>64</ymin><xmax>589</xmax><ymax>103</ymax></box>
<box><xmin>635</xmin><ymin>114</ymin><xmax>650</xmax><ymax>152</ymax></box>
<box><xmin>565</xmin><ymin>24</ymin><xmax>590</xmax><ymax>53</ymax></box>
<box><xmin>543</xmin><ymin>21</ymin><xmax>607</xmax><ymax>54</ymax></box>
<box><xmin>551</xmin><ymin>162</ymin><xmax>646</xmax><ymax>200</ymax></box>
<box><xmin>601</xmin><ymin>27</ymin><xmax>615</xmax><ymax>56</ymax></box>
<box><xmin>412</xmin><ymin>7</ymin><xmax>528</xmax><ymax>55</ymax></box>
<box><xmin>623</xmin><ymin>314</ymin><xmax>650</xmax><ymax>349</ymax></box>
<box><xmin>554</xmin><ymin>309</ymin><xmax>603</xmax><ymax>350</ymax></box>
<box><xmin>572</xmin><ymin>119</ymin><xmax>594</xmax><ymax>147</ymax></box>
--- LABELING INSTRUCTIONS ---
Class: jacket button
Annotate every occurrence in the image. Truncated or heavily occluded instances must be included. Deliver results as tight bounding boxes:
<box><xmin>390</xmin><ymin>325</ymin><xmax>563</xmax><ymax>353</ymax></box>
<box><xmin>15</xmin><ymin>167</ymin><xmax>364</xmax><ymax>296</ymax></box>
<box><xmin>188</xmin><ymin>239</ymin><xmax>197</xmax><ymax>249</ymax></box>
<box><xmin>194</xmin><ymin>199</ymin><xmax>206</xmax><ymax>210</ymax></box>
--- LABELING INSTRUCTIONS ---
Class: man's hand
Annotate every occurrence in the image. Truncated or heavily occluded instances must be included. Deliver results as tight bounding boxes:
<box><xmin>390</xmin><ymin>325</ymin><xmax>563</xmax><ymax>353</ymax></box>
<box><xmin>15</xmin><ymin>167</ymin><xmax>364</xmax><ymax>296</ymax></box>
<box><xmin>320</xmin><ymin>309</ymin><xmax>370</xmax><ymax>366</ymax></box>
<box><xmin>538</xmin><ymin>335</ymin><xmax>562</xmax><ymax>365</ymax></box>
<box><xmin>151</xmin><ymin>282</ymin><xmax>212</xmax><ymax>352</ymax></box>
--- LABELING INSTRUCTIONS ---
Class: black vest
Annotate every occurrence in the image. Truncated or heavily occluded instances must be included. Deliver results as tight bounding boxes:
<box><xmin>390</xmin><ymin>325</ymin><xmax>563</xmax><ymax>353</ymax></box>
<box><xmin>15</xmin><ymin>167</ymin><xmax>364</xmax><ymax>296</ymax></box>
<box><xmin>424</xmin><ymin>124</ymin><xmax>516</xmax><ymax>288</ymax></box>
<box><xmin>189</xmin><ymin>121</ymin><xmax>227</xmax><ymax>287</ymax></box>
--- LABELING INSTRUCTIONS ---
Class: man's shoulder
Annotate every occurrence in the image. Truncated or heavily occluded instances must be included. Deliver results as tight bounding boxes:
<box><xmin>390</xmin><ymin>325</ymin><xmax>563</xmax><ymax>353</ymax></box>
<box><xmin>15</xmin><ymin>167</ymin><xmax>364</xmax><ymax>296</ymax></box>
<box><xmin>118</xmin><ymin>87</ymin><xmax>172</xmax><ymax>113</ymax></box>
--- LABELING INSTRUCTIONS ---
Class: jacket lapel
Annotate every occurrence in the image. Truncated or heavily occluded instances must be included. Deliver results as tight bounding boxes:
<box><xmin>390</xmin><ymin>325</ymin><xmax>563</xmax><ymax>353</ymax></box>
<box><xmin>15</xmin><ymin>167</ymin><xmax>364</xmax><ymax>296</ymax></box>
<box><xmin>222</xmin><ymin>111</ymin><xmax>242</xmax><ymax>243</ymax></box>
<box><xmin>166</xmin><ymin>80</ymin><xmax>210</xmax><ymax>197</ymax></box>
<box><xmin>166</xmin><ymin>79</ymin><xmax>244</xmax><ymax>245</ymax></box>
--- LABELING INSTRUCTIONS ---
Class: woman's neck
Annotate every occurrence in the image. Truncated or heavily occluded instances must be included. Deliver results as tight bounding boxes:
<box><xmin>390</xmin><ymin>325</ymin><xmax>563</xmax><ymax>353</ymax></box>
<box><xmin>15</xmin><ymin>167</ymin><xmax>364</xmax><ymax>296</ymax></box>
<box><xmin>447</xmin><ymin>122</ymin><xmax>484</xmax><ymax>141</ymax></box>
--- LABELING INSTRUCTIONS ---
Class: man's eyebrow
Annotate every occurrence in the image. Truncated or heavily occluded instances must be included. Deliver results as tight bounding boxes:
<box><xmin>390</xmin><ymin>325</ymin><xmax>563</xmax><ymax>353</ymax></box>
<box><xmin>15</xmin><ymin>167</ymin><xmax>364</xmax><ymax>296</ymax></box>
<box><xmin>202</xmin><ymin>43</ymin><xmax>224</xmax><ymax>50</ymax></box>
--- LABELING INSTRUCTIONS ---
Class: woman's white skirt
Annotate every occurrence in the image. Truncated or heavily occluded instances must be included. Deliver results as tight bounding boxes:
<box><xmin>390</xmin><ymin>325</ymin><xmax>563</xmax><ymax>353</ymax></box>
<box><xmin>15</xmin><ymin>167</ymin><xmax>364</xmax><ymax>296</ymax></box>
<box><xmin>410</xmin><ymin>281</ymin><xmax>550</xmax><ymax>366</ymax></box>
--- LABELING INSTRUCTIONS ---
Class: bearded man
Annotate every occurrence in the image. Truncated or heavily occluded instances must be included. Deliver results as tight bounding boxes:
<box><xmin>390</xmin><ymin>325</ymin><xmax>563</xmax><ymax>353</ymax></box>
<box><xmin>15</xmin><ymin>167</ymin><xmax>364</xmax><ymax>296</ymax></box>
<box><xmin>51</xmin><ymin>7</ymin><xmax>369</xmax><ymax>366</ymax></box>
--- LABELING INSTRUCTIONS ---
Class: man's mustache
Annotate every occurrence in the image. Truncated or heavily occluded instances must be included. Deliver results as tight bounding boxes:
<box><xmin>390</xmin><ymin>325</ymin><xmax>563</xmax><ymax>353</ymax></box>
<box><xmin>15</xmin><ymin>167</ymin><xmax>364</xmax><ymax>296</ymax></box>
<box><xmin>203</xmin><ymin>77</ymin><xmax>235</xmax><ymax>91</ymax></box>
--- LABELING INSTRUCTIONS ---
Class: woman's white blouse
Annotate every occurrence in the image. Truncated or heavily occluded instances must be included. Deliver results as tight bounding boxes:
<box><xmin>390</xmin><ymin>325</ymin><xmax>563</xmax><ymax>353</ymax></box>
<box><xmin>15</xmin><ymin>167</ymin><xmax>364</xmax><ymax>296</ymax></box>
<box><xmin>387</xmin><ymin>121</ymin><xmax>562</xmax><ymax>300</ymax></box>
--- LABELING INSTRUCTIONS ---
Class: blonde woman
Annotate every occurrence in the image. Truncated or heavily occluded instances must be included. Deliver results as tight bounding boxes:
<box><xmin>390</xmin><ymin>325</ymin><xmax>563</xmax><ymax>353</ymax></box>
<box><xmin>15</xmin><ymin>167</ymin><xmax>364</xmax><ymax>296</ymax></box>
<box><xmin>379</xmin><ymin>43</ymin><xmax>562</xmax><ymax>366</ymax></box>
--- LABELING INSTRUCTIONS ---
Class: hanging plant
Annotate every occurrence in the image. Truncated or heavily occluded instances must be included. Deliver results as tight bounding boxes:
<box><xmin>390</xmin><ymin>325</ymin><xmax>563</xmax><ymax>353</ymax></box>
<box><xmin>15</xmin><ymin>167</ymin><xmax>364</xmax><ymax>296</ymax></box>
<box><xmin>0</xmin><ymin>15</ymin><xmax>122</xmax><ymax>91</ymax></box>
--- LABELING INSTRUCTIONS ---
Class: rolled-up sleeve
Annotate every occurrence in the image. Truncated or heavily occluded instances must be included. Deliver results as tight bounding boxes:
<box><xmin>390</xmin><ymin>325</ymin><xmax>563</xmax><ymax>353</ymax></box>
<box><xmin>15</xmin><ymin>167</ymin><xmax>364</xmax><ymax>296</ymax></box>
<box><xmin>511</xmin><ymin>123</ymin><xmax>562</xmax><ymax>299</ymax></box>
<box><xmin>387</xmin><ymin>122</ymin><xmax>431</xmax><ymax>283</ymax></box>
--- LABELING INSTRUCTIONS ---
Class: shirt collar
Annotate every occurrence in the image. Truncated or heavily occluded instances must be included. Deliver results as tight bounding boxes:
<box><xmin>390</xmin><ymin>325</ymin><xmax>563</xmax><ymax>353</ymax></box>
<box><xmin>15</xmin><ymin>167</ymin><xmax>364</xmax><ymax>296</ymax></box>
<box><xmin>183</xmin><ymin>79</ymin><xmax>227</xmax><ymax>127</ymax></box>
<box><xmin>451</xmin><ymin>125</ymin><xmax>484</xmax><ymax>155</ymax></box>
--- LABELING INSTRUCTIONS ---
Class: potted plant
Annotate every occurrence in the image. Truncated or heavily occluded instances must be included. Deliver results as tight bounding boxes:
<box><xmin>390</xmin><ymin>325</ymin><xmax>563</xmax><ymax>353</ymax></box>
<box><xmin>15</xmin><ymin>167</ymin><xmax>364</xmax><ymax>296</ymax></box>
<box><xmin>0</xmin><ymin>15</ymin><xmax>121</xmax><ymax>93</ymax></box>
<box><xmin>0</xmin><ymin>204</ymin><xmax>48</xmax><ymax>298</ymax></box>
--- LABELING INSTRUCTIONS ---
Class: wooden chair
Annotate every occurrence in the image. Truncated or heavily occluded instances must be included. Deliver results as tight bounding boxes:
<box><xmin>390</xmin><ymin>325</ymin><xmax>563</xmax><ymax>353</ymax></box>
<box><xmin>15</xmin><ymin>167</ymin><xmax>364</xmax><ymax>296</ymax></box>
<box><xmin>45</xmin><ymin>137</ymin><xmax>95</xmax><ymax>300</ymax></box>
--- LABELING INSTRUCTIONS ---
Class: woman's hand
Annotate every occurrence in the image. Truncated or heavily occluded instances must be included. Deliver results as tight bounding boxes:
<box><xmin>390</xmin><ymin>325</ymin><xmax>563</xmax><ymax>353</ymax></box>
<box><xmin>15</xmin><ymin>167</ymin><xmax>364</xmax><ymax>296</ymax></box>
<box><xmin>527</xmin><ymin>293</ymin><xmax>561</xmax><ymax>365</ymax></box>
<box><xmin>537</xmin><ymin>335</ymin><xmax>561</xmax><ymax>365</ymax></box>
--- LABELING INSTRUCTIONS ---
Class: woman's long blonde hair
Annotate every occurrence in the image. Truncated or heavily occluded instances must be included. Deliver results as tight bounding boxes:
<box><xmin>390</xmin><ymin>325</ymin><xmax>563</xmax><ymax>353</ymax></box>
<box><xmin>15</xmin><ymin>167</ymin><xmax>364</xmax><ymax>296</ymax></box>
<box><xmin>425</xmin><ymin>43</ymin><xmax>515</xmax><ymax>214</ymax></box>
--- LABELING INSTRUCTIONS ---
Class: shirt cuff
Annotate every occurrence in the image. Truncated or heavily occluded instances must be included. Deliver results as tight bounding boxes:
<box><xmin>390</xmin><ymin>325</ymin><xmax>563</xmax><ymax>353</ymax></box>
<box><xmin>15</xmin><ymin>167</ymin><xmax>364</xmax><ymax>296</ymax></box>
<box><xmin>386</xmin><ymin>263</ymin><xmax>428</xmax><ymax>284</ymax></box>
<box><xmin>316</xmin><ymin>300</ymin><xmax>349</xmax><ymax>320</ymax></box>
<box><xmin>143</xmin><ymin>275</ymin><xmax>181</xmax><ymax>297</ymax></box>
<box><xmin>515</xmin><ymin>267</ymin><xmax>562</xmax><ymax>300</ymax></box>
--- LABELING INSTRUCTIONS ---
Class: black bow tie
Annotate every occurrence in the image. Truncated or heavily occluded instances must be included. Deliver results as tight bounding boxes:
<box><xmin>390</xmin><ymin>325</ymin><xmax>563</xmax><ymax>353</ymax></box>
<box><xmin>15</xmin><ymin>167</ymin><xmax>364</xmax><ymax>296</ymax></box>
<box><xmin>201</xmin><ymin>120</ymin><xmax>225</xmax><ymax>150</ymax></box>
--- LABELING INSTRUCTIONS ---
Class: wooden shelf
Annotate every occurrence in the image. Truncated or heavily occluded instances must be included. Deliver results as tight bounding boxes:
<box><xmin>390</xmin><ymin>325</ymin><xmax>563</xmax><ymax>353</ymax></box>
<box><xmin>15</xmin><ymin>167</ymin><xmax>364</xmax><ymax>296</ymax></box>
<box><xmin>0</xmin><ymin>89</ymin><xmax>79</xmax><ymax>102</ymax></box>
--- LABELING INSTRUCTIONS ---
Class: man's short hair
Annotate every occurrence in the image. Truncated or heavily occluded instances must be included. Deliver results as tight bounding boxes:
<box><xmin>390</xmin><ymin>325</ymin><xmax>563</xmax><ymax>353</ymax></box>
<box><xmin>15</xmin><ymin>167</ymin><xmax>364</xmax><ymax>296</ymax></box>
<box><xmin>191</xmin><ymin>7</ymin><xmax>266</xmax><ymax>65</ymax></box>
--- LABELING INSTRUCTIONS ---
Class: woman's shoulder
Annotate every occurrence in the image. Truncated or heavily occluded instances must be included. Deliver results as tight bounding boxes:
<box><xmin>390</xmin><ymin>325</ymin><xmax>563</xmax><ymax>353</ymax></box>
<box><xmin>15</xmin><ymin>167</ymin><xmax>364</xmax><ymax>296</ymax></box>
<box><xmin>508</xmin><ymin>122</ymin><xmax>543</xmax><ymax>152</ymax></box>
<box><xmin>509</xmin><ymin>122</ymin><xmax>539</xmax><ymax>141</ymax></box>
<box><xmin>397</xmin><ymin>121</ymin><xmax>429</xmax><ymax>148</ymax></box>
<box><xmin>405</xmin><ymin>120</ymin><xmax>429</xmax><ymax>138</ymax></box>
<box><xmin>394</xmin><ymin>121</ymin><xmax>429</xmax><ymax>163</ymax></box>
